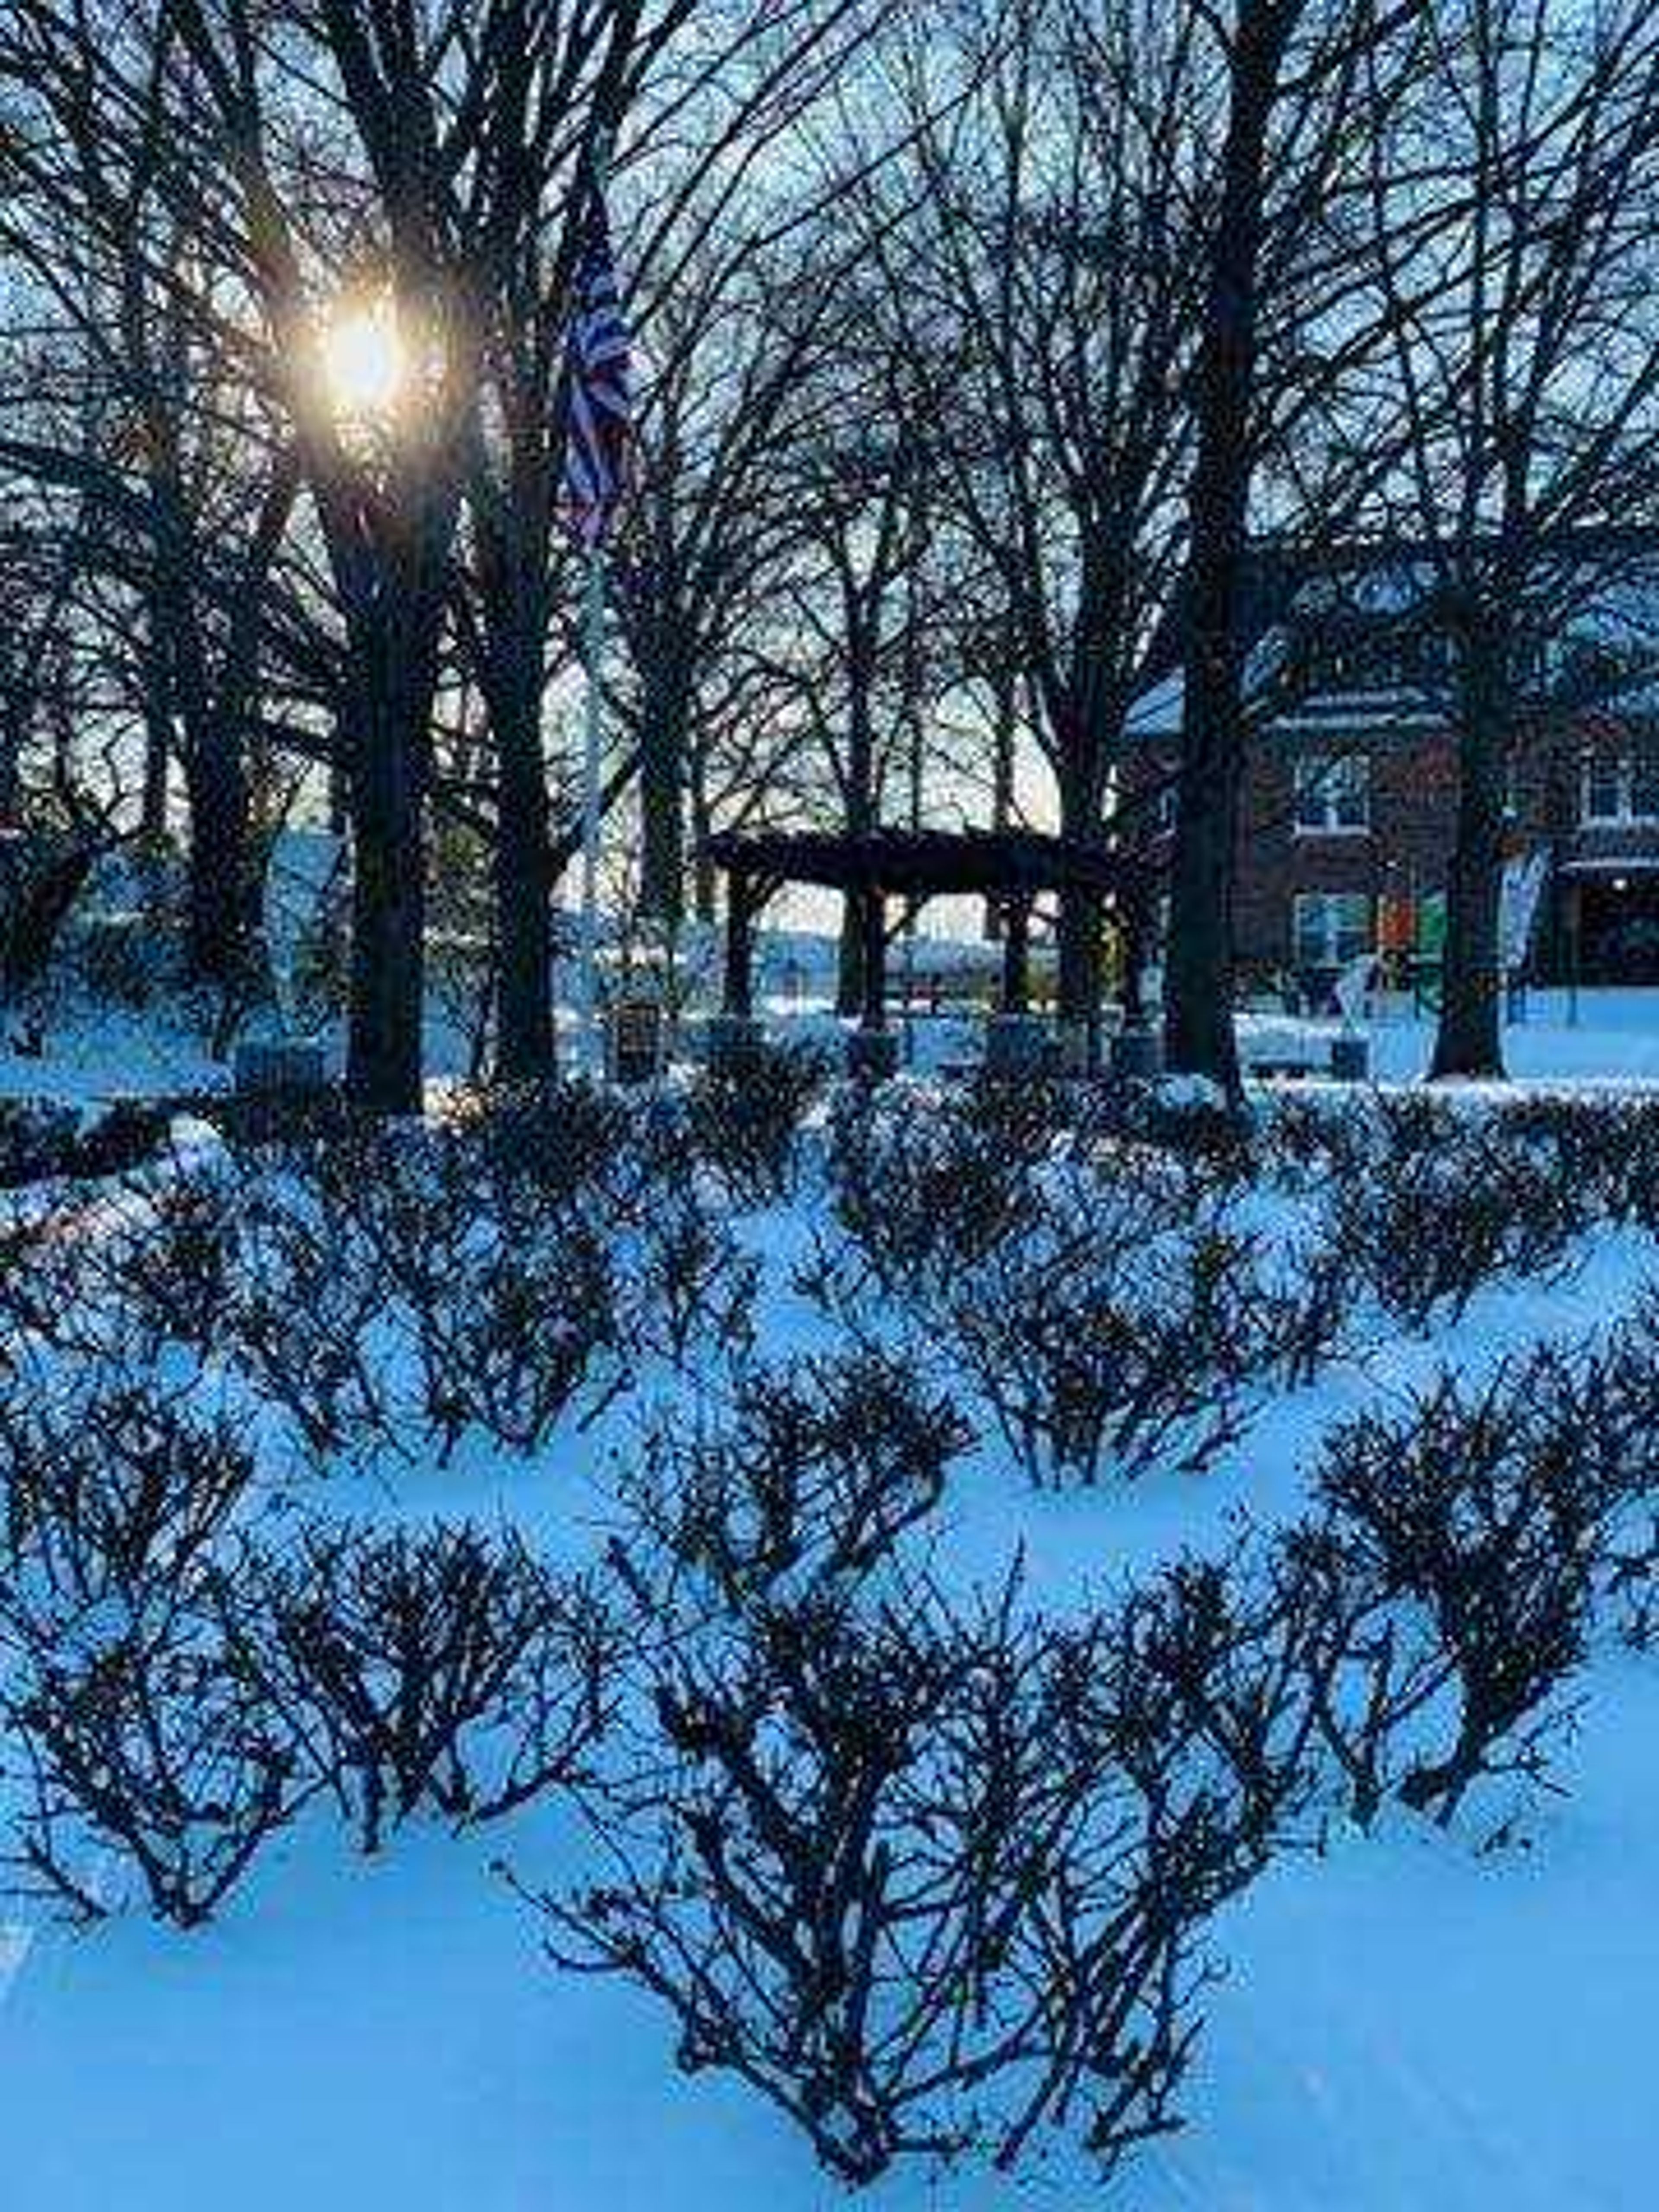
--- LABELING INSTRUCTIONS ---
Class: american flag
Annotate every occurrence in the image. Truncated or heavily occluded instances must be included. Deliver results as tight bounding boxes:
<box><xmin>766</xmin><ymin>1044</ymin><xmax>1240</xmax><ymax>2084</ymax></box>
<box><xmin>561</xmin><ymin>191</ymin><xmax>634</xmax><ymax>549</ymax></box>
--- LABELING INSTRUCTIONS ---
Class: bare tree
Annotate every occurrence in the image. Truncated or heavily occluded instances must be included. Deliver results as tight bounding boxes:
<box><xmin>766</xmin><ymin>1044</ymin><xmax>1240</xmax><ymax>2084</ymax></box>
<box><xmin>1351</xmin><ymin>0</ymin><xmax>1659</xmax><ymax>1079</ymax></box>
<box><xmin>879</xmin><ymin>0</ymin><xmax>1208</xmax><ymax>1037</ymax></box>
<box><xmin>1161</xmin><ymin>0</ymin><xmax>1438</xmax><ymax>1093</ymax></box>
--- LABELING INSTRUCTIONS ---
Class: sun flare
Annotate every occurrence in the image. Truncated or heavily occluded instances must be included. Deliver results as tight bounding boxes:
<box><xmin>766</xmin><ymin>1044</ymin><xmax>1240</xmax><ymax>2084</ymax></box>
<box><xmin>316</xmin><ymin>297</ymin><xmax>408</xmax><ymax>422</ymax></box>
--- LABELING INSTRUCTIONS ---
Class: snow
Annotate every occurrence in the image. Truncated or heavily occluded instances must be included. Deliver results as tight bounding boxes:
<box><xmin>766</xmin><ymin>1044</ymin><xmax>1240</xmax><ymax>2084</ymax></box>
<box><xmin>3</xmin><ymin>1004</ymin><xmax>1659</xmax><ymax>2208</ymax></box>
<box><xmin>1125</xmin><ymin>1661</ymin><xmax>1659</xmax><ymax>2212</ymax></box>
<box><xmin>6</xmin><ymin>1678</ymin><xmax>1656</xmax><ymax>2212</ymax></box>
<box><xmin>0</xmin><ymin>1007</ymin><xmax>230</xmax><ymax>1109</ymax></box>
<box><xmin>15</xmin><ymin>982</ymin><xmax>1659</xmax><ymax>1112</ymax></box>
<box><xmin>1216</xmin><ymin>988</ymin><xmax>1659</xmax><ymax>1089</ymax></box>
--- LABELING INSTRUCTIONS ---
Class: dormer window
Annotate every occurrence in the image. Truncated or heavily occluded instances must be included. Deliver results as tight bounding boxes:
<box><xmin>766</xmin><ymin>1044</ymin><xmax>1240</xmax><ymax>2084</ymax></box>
<box><xmin>1290</xmin><ymin>619</ymin><xmax>1448</xmax><ymax>698</ymax></box>
<box><xmin>1581</xmin><ymin>753</ymin><xmax>1659</xmax><ymax>826</ymax></box>
<box><xmin>1293</xmin><ymin>750</ymin><xmax>1370</xmax><ymax>835</ymax></box>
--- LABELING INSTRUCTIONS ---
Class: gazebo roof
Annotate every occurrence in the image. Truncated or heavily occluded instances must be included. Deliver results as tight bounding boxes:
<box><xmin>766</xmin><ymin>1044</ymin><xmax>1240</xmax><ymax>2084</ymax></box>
<box><xmin>703</xmin><ymin>825</ymin><xmax>1123</xmax><ymax>899</ymax></box>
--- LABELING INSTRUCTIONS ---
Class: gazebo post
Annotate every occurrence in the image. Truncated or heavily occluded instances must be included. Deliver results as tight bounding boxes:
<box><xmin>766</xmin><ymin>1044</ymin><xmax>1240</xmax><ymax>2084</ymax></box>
<box><xmin>723</xmin><ymin>868</ymin><xmax>755</xmax><ymax>1019</ymax></box>
<box><xmin>859</xmin><ymin>885</ymin><xmax>887</xmax><ymax>1032</ymax></box>
<box><xmin>1000</xmin><ymin>893</ymin><xmax>1032</xmax><ymax>1014</ymax></box>
<box><xmin>848</xmin><ymin>882</ymin><xmax>899</xmax><ymax>1079</ymax></box>
<box><xmin>985</xmin><ymin>887</ymin><xmax>1049</xmax><ymax>1077</ymax></box>
<box><xmin>709</xmin><ymin>865</ymin><xmax>766</xmax><ymax>1076</ymax></box>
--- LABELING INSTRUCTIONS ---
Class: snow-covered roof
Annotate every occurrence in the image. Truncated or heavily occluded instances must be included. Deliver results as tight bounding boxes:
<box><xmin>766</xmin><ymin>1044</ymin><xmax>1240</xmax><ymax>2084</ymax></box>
<box><xmin>1122</xmin><ymin>553</ymin><xmax>1659</xmax><ymax>742</ymax></box>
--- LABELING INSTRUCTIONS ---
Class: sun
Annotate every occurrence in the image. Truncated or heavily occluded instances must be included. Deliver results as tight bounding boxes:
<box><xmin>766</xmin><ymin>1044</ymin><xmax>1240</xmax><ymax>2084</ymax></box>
<box><xmin>316</xmin><ymin>296</ymin><xmax>408</xmax><ymax>423</ymax></box>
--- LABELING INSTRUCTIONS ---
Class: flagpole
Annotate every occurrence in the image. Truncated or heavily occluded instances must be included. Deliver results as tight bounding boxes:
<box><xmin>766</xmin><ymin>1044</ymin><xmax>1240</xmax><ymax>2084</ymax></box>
<box><xmin>579</xmin><ymin>542</ymin><xmax>606</xmax><ymax>1078</ymax></box>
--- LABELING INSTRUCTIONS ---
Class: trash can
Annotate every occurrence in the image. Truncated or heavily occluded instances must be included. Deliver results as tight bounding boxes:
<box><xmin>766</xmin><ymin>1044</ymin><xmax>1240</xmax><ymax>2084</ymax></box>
<box><xmin>606</xmin><ymin>998</ymin><xmax>667</xmax><ymax>1086</ymax></box>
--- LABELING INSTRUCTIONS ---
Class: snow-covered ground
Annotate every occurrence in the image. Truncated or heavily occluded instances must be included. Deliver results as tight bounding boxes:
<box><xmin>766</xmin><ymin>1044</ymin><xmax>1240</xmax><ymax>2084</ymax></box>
<box><xmin>0</xmin><ymin>1074</ymin><xmax>1656</xmax><ymax>2210</ymax></box>
<box><xmin>12</xmin><ymin>980</ymin><xmax>1659</xmax><ymax>1109</ymax></box>
<box><xmin>6</xmin><ymin>1649</ymin><xmax>1656</xmax><ymax>2212</ymax></box>
<box><xmin>1249</xmin><ymin>986</ymin><xmax>1659</xmax><ymax>1089</ymax></box>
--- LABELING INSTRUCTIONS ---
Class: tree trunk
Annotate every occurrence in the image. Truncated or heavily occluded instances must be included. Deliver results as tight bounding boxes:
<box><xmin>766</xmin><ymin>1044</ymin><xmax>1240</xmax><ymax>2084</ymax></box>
<box><xmin>475</xmin><ymin>552</ymin><xmax>556</xmax><ymax>1087</ymax></box>
<box><xmin>1055</xmin><ymin>758</ymin><xmax>1103</xmax><ymax>1029</ymax></box>
<box><xmin>469</xmin><ymin>455</ymin><xmax>556</xmax><ymax>1086</ymax></box>
<box><xmin>0</xmin><ymin>711</ymin><xmax>20</xmax><ymax>822</ymax></box>
<box><xmin>983</xmin><ymin>670</ymin><xmax>1017</xmax><ymax>942</ymax></box>
<box><xmin>1119</xmin><ymin>878</ymin><xmax>1154</xmax><ymax>1028</ymax></box>
<box><xmin>836</xmin><ymin>901</ymin><xmax>864</xmax><ymax>1017</ymax></box>
<box><xmin>836</xmin><ymin>671</ymin><xmax>878</xmax><ymax>1017</ymax></box>
<box><xmin>1163</xmin><ymin>1</ymin><xmax>1296</xmax><ymax>1098</ymax></box>
<box><xmin>691</xmin><ymin>761</ymin><xmax>718</xmax><ymax>926</ymax></box>
<box><xmin>140</xmin><ymin>590</ymin><xmax>173</xmax><ymax>844</ymax></box>
<box><xmin>0</xmin><ymin>835</ymin><xmax>99</xmax><ymax>1001</ymax></box>
<box><xmin>1056</xmin><ymin>897</ymin><xmax>1100</xmax><ymax>1029</ymax></box>
<box><xmin>182</xmin><ymin>721</ymin><xmax>257</xmax><ymax>988</ymax></box>
<box><xmin>1430</xmin><ymin>615</ymin><xmax>1510</xmax><ymax>1080</ymax></box>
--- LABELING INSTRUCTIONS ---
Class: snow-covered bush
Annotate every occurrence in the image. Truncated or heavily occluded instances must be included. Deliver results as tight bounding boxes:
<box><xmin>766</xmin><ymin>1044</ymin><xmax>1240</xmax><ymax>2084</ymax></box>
<box><xmin>2</xmin><ymin>1099</ymin><xmax>769</xmax><ymax>1472</ymax></box>
<box><xmin>676</xmin><ymin>1039</ymin><xmax>831</xmax><ymax>1207</ymax></box>
<box><xmin>1495</xmin><ymin>1093</ymin><xmax>1659</xmax><ymax>1231</ymax></box>
<box><xmin>344</xmin><ymin>1157</ymin><xmax>629</xmax><ymax>1462</ymax></box>
<box><xmin>1260</xmin><ymin>1233</ymin><xmax>1356</xmax><ymax>1386</ymax></box>
<box><xmin>0</xmin><ymin>1095</ymin><xmax>169</xmax><ymax>1190</ymax></box>
<box><xmin>0</xmin><ymin>1098</ymin><xmax>80</xmax><ymax>1187</ymax></box>
<box><xmin>1252</xmin><ymin>1090</ymin><xmax>1347</xmax><ymax>1190</ymax></box>
<box><xmin>1</xmin><ymin>1596</ymin><xmax>309</xmax><ymax>1927</ymax></box>
<box><xmin>1080</xmin><ymin>1074</ymin><xmax>1255</xmax><ymax>1185</ymax></box>
<box><xmin>945</xmin><ymin>1221</ymin><xmax>1282</xmax><ymax>1485</ymax></box>
<box><xmin>0</xmin><ymin>1376</ymin><xmax>297</xmax><ymax>1926</ymax></box>
<box><xmin>442</xmin><ymin>1079</ymin><xmax>638</xmax><ymax>1211</ymax></box>
<box><xmin>824</xmin><ymin>1081</ymin><xmax>1063</xmax><ymax>1299</ymax></box>
<box><xmin>619</xmin><ymin>1181</ymin><xmax>761</xmax><ymax>1373</ymax></box>
<box><xmin>224</xmin><ymin>1180</ymin><xmax>403</xmax><ymax>1468</ymax></box>
<box><xmin>1095</xmin><ymin>1544</ymin><xmax>1335</xmax><ymax>1862</ymax></box>
<box><xmin>1607</xmin><ymin>1518</ymin><xmax>1659</xmax><ymax>1650</ymax></box>
<box><xmin>162</xmin><ymin>1124</ymin><xmax>636</xmax><ymax>1465</ymax></box>
<box><xmin>1308</xmin><ymin>1344</ymin><xmax>1644</xmax><ymax>1825</ymax></box>
<box><xmin>617</xmin><ymin>1347</ymin><xmax>973</xmax><ymax>1606</ymax></box>
<box><xmin>216</xmin><ymin>1522</ymin><xmax>619</xmax><ymax>1852</ymax></box>
<box><xmin>73</xmin><ymin>1169</ymin><xmax>242</xmax><ymax>1364</ymax></box>
<box><xmin>0</xmin><ymin>1210</ymin><xmax>91</xmax><ymax>1352</ymax></box>
<box><xmin>1328</xmin><ymin>1119</ymin><xmax>1592</xmax><ymax>1328</ymax></box>
<box><xmin>531</xmin><ymin>1576</ymin><xmax>1246</xmax><ymax>2185</ymax></box>
<box><xmin>0</xmin><ymin>1379</ymin><xmax>254</xmax><ymax>1615</ymax></box>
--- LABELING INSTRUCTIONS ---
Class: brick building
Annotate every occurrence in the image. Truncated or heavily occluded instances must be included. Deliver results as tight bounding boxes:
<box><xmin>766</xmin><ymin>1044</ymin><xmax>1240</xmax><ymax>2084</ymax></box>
<box><xmin>1127</xmin><ymin>613</ymin><xmax>1659</xmax><ymax>999</ymax></box>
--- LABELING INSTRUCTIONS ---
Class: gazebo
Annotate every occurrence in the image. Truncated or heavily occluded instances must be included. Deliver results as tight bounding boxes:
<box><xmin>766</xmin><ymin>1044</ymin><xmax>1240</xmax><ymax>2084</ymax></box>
<box><xmin>703</xmin><ymin>825</ymin><xmax>1132</xmax><ymax>1073</ymax></box>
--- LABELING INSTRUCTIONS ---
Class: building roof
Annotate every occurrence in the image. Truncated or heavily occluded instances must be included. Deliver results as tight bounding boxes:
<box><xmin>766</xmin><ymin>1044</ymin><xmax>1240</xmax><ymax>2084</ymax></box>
<box><xmin>1123</xmin><ymin>549</ymin><xmax>1659</xmax><ymax>745</ymax></box>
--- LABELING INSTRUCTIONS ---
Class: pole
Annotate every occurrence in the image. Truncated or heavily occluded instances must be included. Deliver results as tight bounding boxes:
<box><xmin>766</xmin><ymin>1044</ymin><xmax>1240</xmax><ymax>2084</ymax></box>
<box><xmin>579</xmin><ymin>546</ymin><xmax>606</xmax><ymax>1077</ymax></box>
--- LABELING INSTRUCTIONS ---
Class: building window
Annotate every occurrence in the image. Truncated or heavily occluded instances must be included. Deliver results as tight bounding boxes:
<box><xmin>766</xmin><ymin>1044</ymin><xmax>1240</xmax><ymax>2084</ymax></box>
<box><xmin>1581</xmin><ymin>754</ymin><xmax>1659</xmax><ymax>825</ymax></box>
<box><xmin>1293</xmin><ymin>751</ymin><xmax>1370</xmax><ymax>834</ymax></box>
<box><xmin>1294</xmin><ymin>891</ymin><xmax>1373</xmax><ymax>970</ymax></box>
